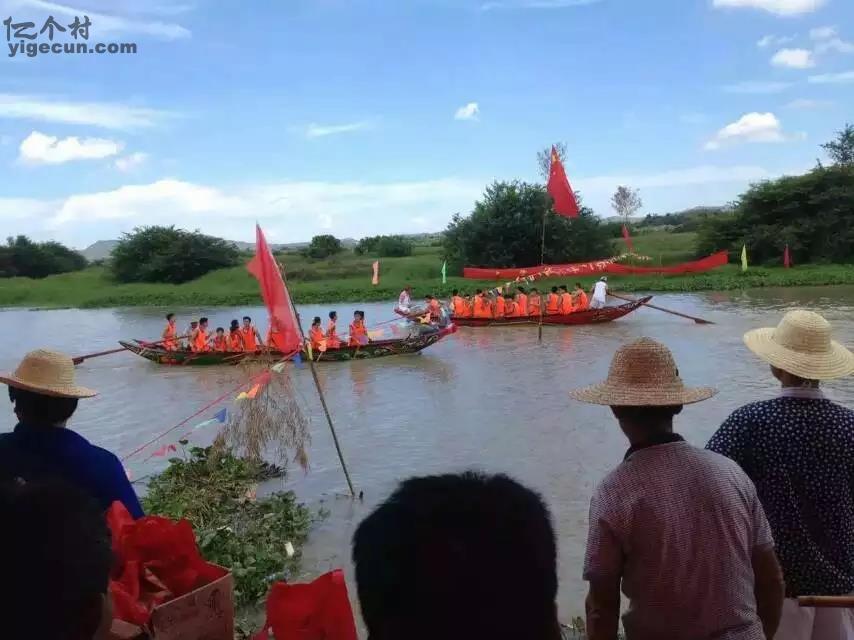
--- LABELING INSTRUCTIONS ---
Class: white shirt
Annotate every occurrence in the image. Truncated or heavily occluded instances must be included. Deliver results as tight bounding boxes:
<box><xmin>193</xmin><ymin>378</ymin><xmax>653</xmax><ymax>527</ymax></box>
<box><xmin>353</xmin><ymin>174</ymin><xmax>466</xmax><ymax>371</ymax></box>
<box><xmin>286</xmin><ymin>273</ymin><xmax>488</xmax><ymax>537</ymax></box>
<box><xmin>592</xmin><ymin>281</ymin><xmax>608</xmax><ymax>303</ymax></box>
<box><xmin>397</xmin><ymin>290</ymin><xmax>411</xmax><ymax>311</ymax></box>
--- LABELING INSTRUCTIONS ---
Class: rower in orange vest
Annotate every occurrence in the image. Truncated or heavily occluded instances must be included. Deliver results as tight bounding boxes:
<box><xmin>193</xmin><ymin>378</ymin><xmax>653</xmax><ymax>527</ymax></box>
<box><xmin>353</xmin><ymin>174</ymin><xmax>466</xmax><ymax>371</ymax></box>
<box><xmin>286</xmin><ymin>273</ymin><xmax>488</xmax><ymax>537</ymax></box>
<box><xmin>326</xmin><ymin>311</ymin><xmax>342</xmax><ymax>348</ymax></box>
<box><xmin>574</xmin><ymin>282</ymin><xmax>589</xmax><ymax>311</ymax></box>
<box><xmin>451</xmin><ymin>290</ymin><xmax>468</xmax><ymax>318</ymax></box>
<box><xmin>545</xmin><ymin>287</ymin><xmax>560</xmax><ymax>315</ymax></box>
<box><xmin>349</xmin><ymin>310</ymin><xmax>369</xmax><ymax>346</ymax></box>
<box><xmin>192</xmin><ymin>317</ymin><xmax>211</xmax><ymax>352</ymax></box>
<box><xmin>228</xmin><ymin>320</ymin><xmax>245</xmax><ymax>351</ymax></box>
<box><xmin>309</xmin><ymin>317</ymin><xmax>326</xmax><ymax>351</ymax></box>
<box><xmin>528</xmin><ymin>288</ymin><xmax>543</xmax><ymax>317</ymax></box>
<box><xmin>515</xmin><ymin>287</ymin><xmax>528</xmax><ymax>316</ymax></box>
<box><xmin>184</xmin><ymin>321</ymin><xmax>198</xmax><ymax>350</ymax></box>
<box><xmin>473</xmin><ymin>290</ymin><xmax>490</xmax><ymax>318</ymax></box>
<box><xmin>162</xmin><ymin>313</ymin><xmax>178</xmax><ymax>351</ymax></box>
<box><xmin>241</xmin><ymin>316</ymin><xmax>263</xmax><ymax>352</ymax></box>
<box><xmin>494</xmin><ymin>291</ymin><xmax>506</xmax><ymax>318</ymax></box>
<box><xmin>559</xmin><ymin>285</ymin><xmax>574</xmax><ymax>314</ymax></box>
<box><xmin>212</xmin><ymin>327</ymin><xmax>228</xmax><ymax>352</ymax></box>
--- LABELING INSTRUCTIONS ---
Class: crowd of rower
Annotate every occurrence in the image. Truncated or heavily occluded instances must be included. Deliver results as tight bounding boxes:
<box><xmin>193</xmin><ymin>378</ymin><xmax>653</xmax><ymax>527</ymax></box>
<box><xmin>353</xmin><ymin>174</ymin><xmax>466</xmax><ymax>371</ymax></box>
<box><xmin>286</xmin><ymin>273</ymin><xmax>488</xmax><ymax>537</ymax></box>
<box><xmin>450</xmin><ymin>280</ymin><xmax>606</xmax><ymax>319</ymax></box>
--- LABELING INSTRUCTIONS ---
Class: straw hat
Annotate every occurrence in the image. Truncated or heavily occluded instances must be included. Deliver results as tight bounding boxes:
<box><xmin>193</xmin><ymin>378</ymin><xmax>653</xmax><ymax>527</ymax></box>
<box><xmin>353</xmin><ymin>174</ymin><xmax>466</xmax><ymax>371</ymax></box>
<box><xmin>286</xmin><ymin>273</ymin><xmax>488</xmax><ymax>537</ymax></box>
<box><xmin>0</xmin><ymin>349</ymin><xmax>97</xmax><ymax>398</ymax></box>
<box><xmin>744</xmin><ymin>310</ymin><xmax>854</xmax><ymax>381</ymax></box>
<box><xmin>570</xmin><ymin>337</ymin><xmax>716</xmax><ymax>406</ymax></box>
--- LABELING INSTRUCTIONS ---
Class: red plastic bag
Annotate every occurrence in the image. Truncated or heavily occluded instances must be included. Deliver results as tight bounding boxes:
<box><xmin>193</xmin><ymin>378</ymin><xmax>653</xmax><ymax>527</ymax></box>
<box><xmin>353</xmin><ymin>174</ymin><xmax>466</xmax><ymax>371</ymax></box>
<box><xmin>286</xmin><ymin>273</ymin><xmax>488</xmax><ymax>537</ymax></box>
<box><xmin>253</xmin><ymin>570</ymin><xmax>358</xmax><ymax>640</ymax></box>
<box><xmin>106</xmin><ymin>502</ymin><xmax>228</xmax><ymax>626</ymax></box>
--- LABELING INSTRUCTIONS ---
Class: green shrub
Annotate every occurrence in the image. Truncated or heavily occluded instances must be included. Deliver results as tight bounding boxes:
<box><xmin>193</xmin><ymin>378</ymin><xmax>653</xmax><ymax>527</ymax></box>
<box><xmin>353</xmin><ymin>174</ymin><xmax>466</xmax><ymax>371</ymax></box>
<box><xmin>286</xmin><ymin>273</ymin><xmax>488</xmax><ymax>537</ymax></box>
<box><xmin>0</xmin><ymin>235</ymin><xmax>87</xmax><ymax>278</ymax></box>
<box><xmin>303</xmin><ymin>235</ymin><xmax>343</xmax><ymax>260</ymax></box>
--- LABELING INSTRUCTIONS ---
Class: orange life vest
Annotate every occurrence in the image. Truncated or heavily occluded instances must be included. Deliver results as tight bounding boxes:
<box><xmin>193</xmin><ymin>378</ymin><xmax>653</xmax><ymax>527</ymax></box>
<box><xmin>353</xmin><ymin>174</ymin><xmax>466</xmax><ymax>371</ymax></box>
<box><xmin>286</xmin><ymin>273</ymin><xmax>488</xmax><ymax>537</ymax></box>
<box><xmin>241</xmin><ymin>326</ymin><xmax>258</xmax><ymax>352</ymax></box>
<box><xmin>528</xmin><ymin>295</ymin><xmax>542</xmax><ymax>317</ymax></box>
<box><xmin>505</xmin><ymin>300</ymin><xmax>517</xmax><ymax>317</ymax></box>
<box><xmin>309</xmin><ymin>326</ymin><xmax>325</xmax><ymax>350</ymax></box>
<box><xmin>494</xmin><ymin>296</ymin><xmax>505</xmax><ymax>318</ymax></box>
<box><xmin>516</xmin><ymin>294</ymin><xmax>528</xmax><ymax>316</ymax></box>
<box><xmin>326</xmin><ymin>320</ymin><xmax>341</xmax><ymax>349</ymax></box>
<box><xmin>213</xmin><ymin>335</ymin><xmax>228</xmax><ymax>352</ymax></box>
<box><xmin>575</xmin><ymin>290</ymin><xmax>589</xmax><ymax>310</ymax></box>
<box><xmin>546</xmin><ymin>293</ymin><xmax>559</xmax><ymax>315</ymax></box>
<box><xmin>452</xmin><ymin>296</ymin><xmax>467</xmax><ymax>317</ymax></box>
<box><xmin>560</xmin><ymin>292</ymin><xmax>574</xmax><ymax>314</ymax></box>
<box><xmin>473</xmin><ymin>295</ymin><xmax>489</xmax><ymax>318</ymax></box>
<box><xmin>163</xmin><ymin>323</ymin><xmax>178</xmax><ymax>351</ymax></box>
<box><xmin>193</xmin><ymin>328</ymin><xmax>209</xmax><ymax>352</ymax></box>
<box><xmin>349</xmin><ymin>321</ymin><xmax>368</xmax><ymax>346</ymax></box>
<box><xmin>229</xmin><ymin>331</ymin><xmax>243</xmax><ymax>351</ymax></box>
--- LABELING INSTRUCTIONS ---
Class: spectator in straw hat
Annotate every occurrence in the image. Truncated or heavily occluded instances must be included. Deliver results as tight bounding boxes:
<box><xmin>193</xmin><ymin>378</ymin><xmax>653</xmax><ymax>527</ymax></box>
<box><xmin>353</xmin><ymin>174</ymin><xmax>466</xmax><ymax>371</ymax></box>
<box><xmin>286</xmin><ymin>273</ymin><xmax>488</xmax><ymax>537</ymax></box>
<box><xmin>0</xmin><ymin>349</ymin><xmax>143</xmax><ymax>518</ymax></box>
<box><xmin>708</xmin><ymin>310</ymin><xmax>854</xmax><ymax>640</ymax></box>
<box><xmin>572</xmin><ymin>337</ymin><xmax>784</xmax><ymax>640</ymax></box>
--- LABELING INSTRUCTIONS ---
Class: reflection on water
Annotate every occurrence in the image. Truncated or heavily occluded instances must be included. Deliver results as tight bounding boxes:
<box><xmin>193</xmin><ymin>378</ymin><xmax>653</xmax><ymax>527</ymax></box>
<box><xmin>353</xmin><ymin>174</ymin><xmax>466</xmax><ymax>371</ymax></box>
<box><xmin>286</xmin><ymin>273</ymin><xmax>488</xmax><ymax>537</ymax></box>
<box><xmin>2</xmin><ymin>288</ymin><xmax>854</xmax><ymax>622</ymax></box>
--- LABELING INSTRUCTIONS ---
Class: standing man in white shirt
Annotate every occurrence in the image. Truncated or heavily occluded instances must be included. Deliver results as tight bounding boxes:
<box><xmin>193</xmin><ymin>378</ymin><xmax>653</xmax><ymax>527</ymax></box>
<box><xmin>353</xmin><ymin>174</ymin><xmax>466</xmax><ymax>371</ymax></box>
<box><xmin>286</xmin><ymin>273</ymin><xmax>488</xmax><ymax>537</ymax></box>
<box><xmin>395</xmin><ymin>285</ymin><xmax>413</xmax><ymax>315</ymax></box>
<box><xmin>590</xmin><ymin>276</ymin><xmax>609</xmax><ymax>309</ymax></box>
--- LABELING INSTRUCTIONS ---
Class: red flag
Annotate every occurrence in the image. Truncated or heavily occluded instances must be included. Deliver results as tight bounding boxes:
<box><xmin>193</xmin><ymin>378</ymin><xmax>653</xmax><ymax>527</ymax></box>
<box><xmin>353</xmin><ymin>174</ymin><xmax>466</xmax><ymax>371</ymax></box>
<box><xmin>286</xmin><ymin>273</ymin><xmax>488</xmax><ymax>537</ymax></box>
<box><xmin>622</xmin><ymin>224</ymin><xmax>634</xmax><ymax>252</ymax></box>
<box><xmin>247</xmin><ymin>225</ymin><xmax>302</xmax><ymax>353</ymax></box>
<box><xmin>546</xmin><ymin>146</ymin><xmax>580</xmax><ymax>218</ymax></box>
<box><xmin>784</xmin><ymin>244</ymin><xmax>791</xmax><ymax>269</ymax></box>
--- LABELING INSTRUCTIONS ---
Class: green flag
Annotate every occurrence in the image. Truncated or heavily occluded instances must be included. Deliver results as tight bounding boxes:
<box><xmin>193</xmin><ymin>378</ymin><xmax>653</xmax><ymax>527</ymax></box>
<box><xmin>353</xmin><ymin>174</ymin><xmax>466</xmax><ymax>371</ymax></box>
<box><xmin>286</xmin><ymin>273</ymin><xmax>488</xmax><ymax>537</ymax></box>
<box><xmin>741</xmin><ymin>244</ymin><xmax>748</xmax><ymax>272</ymax></box>
<box><xmin>441</xmin><ymin>260</ymin><xmax>447</xmax><ymax>284</ymax></box>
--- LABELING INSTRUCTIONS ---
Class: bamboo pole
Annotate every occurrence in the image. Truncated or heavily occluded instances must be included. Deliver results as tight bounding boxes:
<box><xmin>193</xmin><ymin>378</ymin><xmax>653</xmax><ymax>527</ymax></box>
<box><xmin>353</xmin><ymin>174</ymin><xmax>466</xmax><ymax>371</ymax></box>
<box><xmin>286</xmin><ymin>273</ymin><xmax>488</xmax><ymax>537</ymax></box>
<box><xmin>279</xmin><ymin>264</ymin><xmax>355</xmax><ymax>497</ymax></box>
<box><xmin>73</xmin><ymin>334</ymin><xmax>190</xmax><ymax>365</ymax></box>
<box><xmin>538</xmin><ymin>205</ymin><xmax>547</xmax><ymax>343</ymax></box>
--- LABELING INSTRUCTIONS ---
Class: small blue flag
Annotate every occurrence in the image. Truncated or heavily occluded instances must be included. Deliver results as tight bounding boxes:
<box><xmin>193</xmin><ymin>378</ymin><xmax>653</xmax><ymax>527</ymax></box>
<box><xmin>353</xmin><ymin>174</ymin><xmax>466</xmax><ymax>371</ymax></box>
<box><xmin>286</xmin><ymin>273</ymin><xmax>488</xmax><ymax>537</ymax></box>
<box><xmin>293</xmin><ymin>352</ymin><xmax>303</xmax><ymax>369</ymax></box>
<box><xmin>214</xmin><ymin>407</ymin><xmax>228</xmax><ymax>423</ymax></box>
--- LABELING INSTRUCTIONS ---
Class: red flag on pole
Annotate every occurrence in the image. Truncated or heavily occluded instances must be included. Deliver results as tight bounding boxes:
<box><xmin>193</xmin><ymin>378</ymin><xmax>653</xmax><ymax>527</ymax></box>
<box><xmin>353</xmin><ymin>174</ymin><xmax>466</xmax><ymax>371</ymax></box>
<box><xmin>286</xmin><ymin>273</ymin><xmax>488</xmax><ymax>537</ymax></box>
<box><xmin>546</xmin><ymin>146</ymin><xmax>580</xmax><ymax>218</ymax></box>
<box><xmin>784</xmin><ymin>244</ymin><xmax>791</xmax><ymax>269</ymax></box>
<box><xmin>247</xmin><ymin>225</ymin><xmax>302</xmax><ymax>353</ymax></box>
<box><xmin>622</xmin><ymin>224</ymin><xmax>634</xmax><ymax>252</ymax></box>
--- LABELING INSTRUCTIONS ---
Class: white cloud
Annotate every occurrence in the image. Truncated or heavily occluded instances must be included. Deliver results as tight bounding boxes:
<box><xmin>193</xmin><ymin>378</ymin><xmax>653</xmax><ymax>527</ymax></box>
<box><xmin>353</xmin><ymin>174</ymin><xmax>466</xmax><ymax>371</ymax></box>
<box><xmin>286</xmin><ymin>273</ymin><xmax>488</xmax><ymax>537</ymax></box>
<box><xmin>757</xmin><ymin>34</ymin><xmax>794</xmax><ymax>48</ymax></box>
<box><xmin>704</xmin><ymin>112</ymin><xmax>797</xmax><ymax>150</ymax></box>
<box><xmin>577</xmin><ymin>165</ymin><xmax>776</xmax><ymax>192</ymax></box>
<box><xmin>481</xmin><ymin>0</ymin><xmax>600</xmax><ymax>9</ymax></box>
<box><xmin>815</xmin><ymin>38</ymin><xmax>854</xmax><ymax>55</ymax></box>
<box><xmin>810</xmin><ymin>26</ymin><xmax>837</xmax><ymax>40</ymax></box>
<box><xmin>17</xmin><ymin>0</ymin><xmax>191</xmax><ymax>39</ymax></box>
<box><xmin>771</xmin><ymin>48</ymin><xmax>815</xmax><ymax>69</ymax></box>
<box><xmin>114</xmin><ymin>152</ymin><xmax>148</xmax><ymax>172</ymax></box>
<box><xmin>785</xmin><ymin>98</ymin><xmax>834</xmax><ymax>109</ymax></box>
<box><xmin>712</xmin><ymin>0</ymin><xmax>825</xmax><ymax>16</ymax></box>
<box><xmin>0</xmin><ymin>94</ymin><xmax>171</xmax><ymax>130</ymax></box>
<box><xmin>722</xmin><ymin>81</ymin><xmax>793</xmax><ymax>94</ymax></box>
<box><xmin>18</xmin><ymin>130</ymin><xmax>123</xmax><ymax>164</ymax></box>
<box><xmin>808</xmin><ymin>70</ymin><xmax>854</xmax><ymax>83</ymax></box>
<box><xmin>454</xmin><ymin>102</ymin><xmax>480</xmax><ymax>121</ymax></box>
<box><xmin>302</xmin><ymin>121</ymin><xmax>373</xmax><ymax>138</ymax></box>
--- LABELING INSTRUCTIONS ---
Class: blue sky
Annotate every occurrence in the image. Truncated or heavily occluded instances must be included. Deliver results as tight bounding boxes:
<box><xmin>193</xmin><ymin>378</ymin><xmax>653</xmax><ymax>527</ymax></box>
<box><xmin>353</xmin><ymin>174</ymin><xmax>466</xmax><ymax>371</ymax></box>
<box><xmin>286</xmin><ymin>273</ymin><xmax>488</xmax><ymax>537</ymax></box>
<box><xmin>1</xmin><ymin>0</ymin><xmax>852</xmax><ymax>248</ymax></box>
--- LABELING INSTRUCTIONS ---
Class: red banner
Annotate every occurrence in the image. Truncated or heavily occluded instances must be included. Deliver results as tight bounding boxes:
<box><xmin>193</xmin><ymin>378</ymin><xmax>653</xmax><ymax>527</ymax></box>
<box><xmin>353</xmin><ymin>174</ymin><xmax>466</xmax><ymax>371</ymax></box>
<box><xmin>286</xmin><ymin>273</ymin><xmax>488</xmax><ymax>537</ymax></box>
<box><xmin>463</xmin><ymin>250</ymin><xmax>729</xmax><ymax>280</ymax></box>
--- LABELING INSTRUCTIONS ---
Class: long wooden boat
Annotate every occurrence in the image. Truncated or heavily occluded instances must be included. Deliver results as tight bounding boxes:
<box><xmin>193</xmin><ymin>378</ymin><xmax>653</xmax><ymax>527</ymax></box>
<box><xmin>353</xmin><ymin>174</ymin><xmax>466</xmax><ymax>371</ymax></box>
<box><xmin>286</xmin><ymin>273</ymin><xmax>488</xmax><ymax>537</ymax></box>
<box><xmin>119</xmin><ymin>325</ymin><xmax>457</xmax><ymax>366</ymax></box>
<box><xmin>451</xmin><ymin>296</ymin><xmax>652</xmax><ymax>327</ymax></box>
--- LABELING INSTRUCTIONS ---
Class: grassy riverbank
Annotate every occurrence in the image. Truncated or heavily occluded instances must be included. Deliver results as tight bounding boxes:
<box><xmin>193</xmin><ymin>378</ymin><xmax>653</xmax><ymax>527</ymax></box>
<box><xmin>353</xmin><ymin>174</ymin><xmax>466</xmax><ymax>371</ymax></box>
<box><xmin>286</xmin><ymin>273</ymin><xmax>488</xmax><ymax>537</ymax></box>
<box><xmin>2</xmin><ymin>236</ymin><xmax>853</xmax><ymax>309</ymax></box>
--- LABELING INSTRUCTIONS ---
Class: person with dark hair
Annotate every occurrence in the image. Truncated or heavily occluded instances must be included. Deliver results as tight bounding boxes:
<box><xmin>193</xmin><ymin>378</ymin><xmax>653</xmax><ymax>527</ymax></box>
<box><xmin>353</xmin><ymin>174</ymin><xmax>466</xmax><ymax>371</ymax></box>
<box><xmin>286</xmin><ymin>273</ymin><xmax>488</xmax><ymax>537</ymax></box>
<box><xmin>352</xmin><ymin>471</ymin><xmax>561</xmax><ymax>640</ymax></box>
<box><xmin>450</xmin><ymin>289</ymin><xmax>468</xmax><ymax>318</ymax></box>
<box><xmin>515</xmin><ymin>286</ymin><xmax>528</xmax><ymax>316</ymax></box>
<box><xmin>242</xmin><ymin>315</ymin><xmax>263</xmax><ymax>352</ymax></box>
<box><xmin>528</xmin><ymin>287</ymin><xmax>543</xmax><ymax>317</ymax></box>
<box><xmin>349</xmin><ymin>311</ymin><xmax>368</xmax><ymax>346</ymax></box>
<box><xmin>191</xmin><ymin>317</ymin><xmax>211</xmax><ymax>352</ymax></box>
<box><xmin>183</xmin><ymin>320</ymin><xmax>198</xmax><ymax>350</ymax></box>
<box><xmin>309</xmin><ymin>317</ymin><xmax>326</xmax><ymax>351</ymax></box>
<box><xmin>546</xmin><ymin>286</ymin><xmax>560</xmax><ymax>315</ymax></box>
<box><xmin>708</xmin><ymin>310</ymin><xmax>854</xmax><ymax>638</ymax></box>
<box><xmin>559</xmin><ymin>285</ymin><xmax>574</xmax><ymax>315</ymax></box>
<box><xmin>574</xmin><ymin>282</ymin><xmax>589</xmax><ymax>311</ymax></box>
<box><xmin>162</xmin><ymin>313</ymin><xmax>178</xmax><ymax>351</ymax></box>
<box><xmin>212</xmin><ymin>327</ymin><xmax>228</xmax><ymax>352</ymax></box>
<box><xmin>327</xmin><ymin>311</ymin><xmax>342</xmax><ymax>348</ymax></box>
<box><xmin>0</xmin><ymin>350</ymin><xmax>143</xmax><ymax>518</ymax></box>
<box><xmin>228</xmin><ymin>319</ymin><xmax>245</xmax><ymax>351</ymax></box>
<box><xmin>0</xmin><ymin>480</ymin><xmax>114</xmax><ymax>639</ymax></box>
<box><xmin>571</xmin><ymin>338</ymin><xmax>784</xmax><ymax>640</ymax></box>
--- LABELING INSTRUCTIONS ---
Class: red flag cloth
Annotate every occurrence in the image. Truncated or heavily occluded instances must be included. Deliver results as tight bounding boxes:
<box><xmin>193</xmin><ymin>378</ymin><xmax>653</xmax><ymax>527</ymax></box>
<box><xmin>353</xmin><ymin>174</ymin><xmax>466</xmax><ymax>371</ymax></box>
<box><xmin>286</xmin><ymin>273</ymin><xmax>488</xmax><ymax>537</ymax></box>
<box><xmin>784</xmin><ymin>245</ymin><xmax>792</xmax><ymax>268</ymax></box>
<box><xmin>107</xmin><ymin>502</ymin><xmax>228</xmax><ymax>626</ymax></box>
<box><xmin>622</xmin><ymin>224</ymin><xmax>634</xmax><ymax>252</ymax></box>
<box><xmin>252</xmin><ymin>570</ymin><xmax>358</xmax><ymax>640</ymax></box>
<box><xmin>247</xmin><ymin>225</ymin><xmax>302</xmax><ymax>353</ymax></box>
<box><xmin>546</xmin><ymin>146</ymin><xmax>580</xmax><ymax>218</ymax></box>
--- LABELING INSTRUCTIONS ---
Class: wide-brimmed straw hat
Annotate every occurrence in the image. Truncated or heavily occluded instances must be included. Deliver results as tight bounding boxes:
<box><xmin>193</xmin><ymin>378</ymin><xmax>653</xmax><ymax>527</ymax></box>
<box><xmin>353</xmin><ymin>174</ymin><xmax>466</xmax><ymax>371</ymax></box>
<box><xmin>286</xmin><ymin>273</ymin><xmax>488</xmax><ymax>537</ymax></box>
<box><xmin>570</xmin><ymin>337</ymin><xmax>716</xmax><ymax>406</ymax></box>
<box><xmin>744</xmin><ymin>310</ymin><xmax>854</xmax><ymax>381</ymax></box>
<box><xmin>0</xmin><ymin>349</ymin><xmax>97</xmax><ymax>398</ymax></box>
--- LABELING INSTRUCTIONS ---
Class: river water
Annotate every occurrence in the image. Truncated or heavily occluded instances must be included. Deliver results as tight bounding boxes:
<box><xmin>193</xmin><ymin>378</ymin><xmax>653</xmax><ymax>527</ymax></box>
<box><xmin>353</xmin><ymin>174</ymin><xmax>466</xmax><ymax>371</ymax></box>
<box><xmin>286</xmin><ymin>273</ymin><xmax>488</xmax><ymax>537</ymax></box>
<box><xmin>2</xmin><ymin>287</ymin><xmax>854</xmax><ymax>623</ymax></box>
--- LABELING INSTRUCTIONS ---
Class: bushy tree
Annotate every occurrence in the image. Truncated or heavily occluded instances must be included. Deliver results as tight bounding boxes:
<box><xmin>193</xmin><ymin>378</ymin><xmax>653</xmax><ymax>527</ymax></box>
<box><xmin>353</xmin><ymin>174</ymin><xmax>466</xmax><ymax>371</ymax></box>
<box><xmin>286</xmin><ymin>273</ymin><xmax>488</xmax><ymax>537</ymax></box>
<box><xmin>111</xmin><ymin>226</ymin><xmax>239</xmax><ymax>283</ymax></box>
<box><xmin>355</xmin><ymin>235</ymin><xmax>413</xmax><ymax>257</ymax></box>
<box><xmin>442</xmin><ymin>181</ymin><xmax>612</xmax><ymax>269</ymax></box>
<box><xmin>611</xmin><ymin>186</ymin><xmax>643</xmax><ymax>223</ymax></box>
<box><xmin>822</xmin><ymin>123</ymin><xmax>854</xmax><ymax>167</ymax></box>
<box><xmin>304</xmin><ymin>234</ymin><xmax>342</xmax><ymax>260</ymax></box>
<box><xmin>0</xmin><ymin>236</ymin><xmax>87</xmax><ymax>278</ymax></box>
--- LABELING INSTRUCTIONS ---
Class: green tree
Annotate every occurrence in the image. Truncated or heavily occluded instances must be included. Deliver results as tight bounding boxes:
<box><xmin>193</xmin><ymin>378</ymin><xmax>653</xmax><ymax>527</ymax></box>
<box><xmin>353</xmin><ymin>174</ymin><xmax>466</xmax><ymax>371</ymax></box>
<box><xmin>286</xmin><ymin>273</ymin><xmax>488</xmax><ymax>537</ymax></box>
<box><xmin>0</xmin><ymin>235</ymin><xmax>87</xmax><ymax>279</ymax></box>
<box><xmin>304</xmin><ymin>234</ymin><xmax>342</xmax><ymax>260</ymax></box>
<box><xmin>111</xmin><ymin>226</ymin><xmax>239</xmax><ymax>284</ymax></box>
<box><xmin>355</xmin><ymin>235</ymin><xmax>413</xmax><ymax>257</ymax></box>
<box><xmin>442</xmin><ymin>181</ymin><xmax>612</xmax><ymax>269</ymax></box>
<box><xmin>822</xmin><ymin>123</ymin><xmax>854</xmax><ymax>167</ymax></box>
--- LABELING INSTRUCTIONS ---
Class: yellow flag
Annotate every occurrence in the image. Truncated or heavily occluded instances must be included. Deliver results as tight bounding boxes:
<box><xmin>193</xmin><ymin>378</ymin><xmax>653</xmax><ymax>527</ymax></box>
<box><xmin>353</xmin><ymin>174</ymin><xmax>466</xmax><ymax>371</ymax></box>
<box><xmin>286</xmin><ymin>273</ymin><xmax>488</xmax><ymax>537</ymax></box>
<box><xmin>741</xmin><ymin>244</ymin><xmax>748</xmax><ymax>272</ymax></box>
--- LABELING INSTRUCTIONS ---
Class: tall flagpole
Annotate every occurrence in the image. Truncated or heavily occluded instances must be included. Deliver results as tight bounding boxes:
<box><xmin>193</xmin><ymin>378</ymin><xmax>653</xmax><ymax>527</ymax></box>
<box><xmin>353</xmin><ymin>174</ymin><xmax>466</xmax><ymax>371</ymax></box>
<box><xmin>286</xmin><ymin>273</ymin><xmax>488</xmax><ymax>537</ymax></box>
<box><xmin>538</xmin><ymin>202</ymin><xmax>547</xmax><ymax>343</ymax></box>
<box><xmin>279</xmin><ymin>262</ymin><xmax>356</xmax><ymax>498</ymax></box>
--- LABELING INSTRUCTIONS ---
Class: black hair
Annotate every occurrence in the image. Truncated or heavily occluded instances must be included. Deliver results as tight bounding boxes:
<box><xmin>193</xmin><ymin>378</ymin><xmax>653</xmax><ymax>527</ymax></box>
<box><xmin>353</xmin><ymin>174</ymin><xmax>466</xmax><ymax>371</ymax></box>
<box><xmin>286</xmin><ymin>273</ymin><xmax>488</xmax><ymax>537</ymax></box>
<box><xmin>329</xmin><ymin>311</ymin><xmax>337</xmax><ymax>320</ymax></box>
<box><xmin>216</xmin><ymin>327</ymin><xmax>225</xmax><ymax>333</ymax></box>
<box><xmin>517</xmin><ymin>286</ymin><xmax>526</xmax><ymax>293</ymax></box>
<box><xmin>355</xmin><ymin>310</ymin><xmax>365</xmax><ymax>319</ymax></box>
<box><xmin>312</xmin><ymin>316</ymin><xmax>321</xmax><ymax>325</ymax></box>
<box><xmin>199</xmin><ymin>317</ymin><xmax>209</xmax><ymax>325</ymax></box>
<box><xmin>230</xmin><ymin>319</ymin><xmax>240</xmax><ymax>330</ymax></box>
<box><xmin>353</xmin><ymin>472</ymin><xmax>559</xmax><ymax>640</ymax></box>
<box><xmin>612</xmin><ymin>405</ymin><xmax>683</xmax><ymax>432</ymax></box>
<box><xmin>0</xmin><ymin>481</ymin><xmax>112</xmax><ymax>640</ymax></box>
<box><xmin>452</xmin><ymin>289</ymin><xmax>459</xmax><ymax>296</ymax></box>
<box><xmin>575</xmin><ymin>282</ymin><xmax>583</xmax><ymax>288</ymax></box>
<box><xmin>560</xmin><ymin>285</ymin><xmax>568</xmax><ymax>292</ymax></box>
<box><xmin>551</xmin><ymin>286</ymin><xmax>558</xmax><ymax>293</ymax></box>
<box><xmin>243</xmin><ymin>316</ymin><xmax>252</xmax><ymax>322</ymax></box>
<box><xmin>531</xmin><ymin>287</ymin><xmax>539</xmax><ymax>293</ymax></box>
<box><xmin>166</xmin><ymin>312</ymin><xmax>175</xmax><ymax>321</ymax></box>
<box><xmin>475</xmin><ymin>289</ymin><xmax>482</xmax><ymax>295</ymax></box>
<box><xmin>8</xmin><ymin>387</ymin><xmax>78</xmax><ymax>425</ymax></box>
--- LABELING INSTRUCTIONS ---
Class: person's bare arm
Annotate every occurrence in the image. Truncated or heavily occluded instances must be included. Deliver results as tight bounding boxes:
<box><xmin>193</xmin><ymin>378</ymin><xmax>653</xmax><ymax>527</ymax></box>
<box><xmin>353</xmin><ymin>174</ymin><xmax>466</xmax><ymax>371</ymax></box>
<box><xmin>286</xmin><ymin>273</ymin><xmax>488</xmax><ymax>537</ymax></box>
<box><xmin>586</xmin><ymin>577</ymin><xmax>621</xmax><ymax>640</ymax></box>
<box><xmin>753</xmin><ymin>545</ymin><xmax>784</xmax><ymax>640</ymax></box>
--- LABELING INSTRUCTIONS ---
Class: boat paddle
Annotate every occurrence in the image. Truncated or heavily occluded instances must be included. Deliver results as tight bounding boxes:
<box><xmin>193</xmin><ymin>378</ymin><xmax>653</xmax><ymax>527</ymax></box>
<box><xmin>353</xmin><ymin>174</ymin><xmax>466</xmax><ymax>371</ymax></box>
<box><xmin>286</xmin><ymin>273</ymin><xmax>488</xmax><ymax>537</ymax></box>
<box><xmin>608</xmin><ymin>292</ymin><xmax>714</xmax><ymax>325</ymax></box>
<box><xmin>72</xmin><ymin>334</ymin><xmax>190</xmax><ymax>365</ymax></box>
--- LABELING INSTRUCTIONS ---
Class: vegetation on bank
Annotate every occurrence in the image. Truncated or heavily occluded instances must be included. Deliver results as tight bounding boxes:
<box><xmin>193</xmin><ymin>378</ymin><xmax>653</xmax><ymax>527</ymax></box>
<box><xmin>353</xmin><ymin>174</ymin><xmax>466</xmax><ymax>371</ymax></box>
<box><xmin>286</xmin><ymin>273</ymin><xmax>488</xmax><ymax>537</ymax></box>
<box><xmin>0</xmin><ymin>235</ymin><xmax>87</xmax><ymax>278</ymax></box>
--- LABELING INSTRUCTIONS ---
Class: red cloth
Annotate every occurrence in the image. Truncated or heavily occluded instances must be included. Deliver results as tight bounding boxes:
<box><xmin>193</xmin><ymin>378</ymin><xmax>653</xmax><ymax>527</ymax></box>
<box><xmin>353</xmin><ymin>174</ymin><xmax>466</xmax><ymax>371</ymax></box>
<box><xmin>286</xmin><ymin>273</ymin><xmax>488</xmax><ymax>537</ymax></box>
<box><xmin>107</xmin><ymin>502</ymin><xmax>227</xmax><ymax>626</ymax></box>
<box><xmin>546</xmin><ymin>146</ymin><xmax>579</xmax><ymax>218</ymax></box>
<box><xmin>463</xmin><ymin>250</ymin><xmax>729</xmax><ymax>280</ymax></box>
<box><xmin>252</xmin><ymin>570</ymin><xmax>358</xmax><ymax>640</ymax></box>
<box><xmin>247</xmin><ymin>224</ymin><xmax>302</xmax><ymax>353</ymax></box>
<box><xmin>622</xmin><ymin>224</ymin><xmax>634</xmax><ymax>252</ymax></box>
<box><xmin>784</xmin><ymin>245</ymin><xmax>792</xmax><ymax>269</ymax></box>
